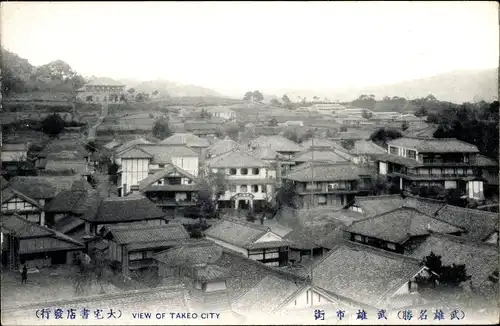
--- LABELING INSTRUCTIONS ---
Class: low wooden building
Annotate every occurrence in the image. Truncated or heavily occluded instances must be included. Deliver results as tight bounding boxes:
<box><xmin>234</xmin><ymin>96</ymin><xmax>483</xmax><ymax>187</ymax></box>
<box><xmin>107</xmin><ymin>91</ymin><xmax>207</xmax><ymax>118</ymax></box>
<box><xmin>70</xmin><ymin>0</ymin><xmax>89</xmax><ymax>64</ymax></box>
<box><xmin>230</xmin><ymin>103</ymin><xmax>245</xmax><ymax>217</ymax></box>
<box><xmin>1</xmin><ymin>214</ymin><xmax>84</xmax><ymax>270</ymax></box>
<box><xmin>101</xmin><ymin>223</ymin><xmax>189</xmax><ymax>276</ymax></box>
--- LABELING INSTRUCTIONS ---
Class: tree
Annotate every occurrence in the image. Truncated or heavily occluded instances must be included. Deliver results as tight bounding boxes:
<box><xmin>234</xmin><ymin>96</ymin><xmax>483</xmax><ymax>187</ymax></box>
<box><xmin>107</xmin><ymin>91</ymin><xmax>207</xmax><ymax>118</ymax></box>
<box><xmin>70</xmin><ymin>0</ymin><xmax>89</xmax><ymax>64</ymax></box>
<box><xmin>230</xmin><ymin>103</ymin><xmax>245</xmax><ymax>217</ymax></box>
<box><xmin>41</xmin><ymin>113</ymin><xmax>65</xmax><ymax>136</ymax></box>
<box><xmin>87</xmin><ymin>174</ymin><xmax>98</xmax><ymax>189</ymax></box>
<box><xmin>370</xmin><ymin>127</ymin><xmax>402</xmax><ymax>148</ymax></box>
<box><xmin>361</xmin><ymin>110</ymin><xmax>373</xmax><ymax>120</ymax></box>
<box><xmin>341</xmin><ymin>139</ymin><xmax>355</xmax><ymax>150</ymax></box>
<box><xmin>86</xmin><ymin>95</ymin><xmax>93</xmax><ymax>102</ymax></box>
<box><xmin>282</xmin><ymin>94</ymin><xmax>292</xmax><ymax>109</ymax></box>
<box><xmin>313</xmin><ymin>96</ymin><xmax>320</xmax><ymax>101</ymax></box>
<box><xmin>198</xmin><ymin>170</ymin><xmax>228</xmax><ymax>219</ymax></box>
<box><xmin>127</xmin><ymin>88</ymin><xmax>135</xmax><ymax>95</ymax></box>
<box><xmin>270</xmin><ymin>98</ymin><xmax>281</xmax><ymax>107</ymax></box>
<box><xmin>269</xmin><ymin>117</ymin><xmax>278</xmax><ymax>127</ymax></box>
<box><xmin>243</xmin><ymin>91</ymin><xmax>253</xmax><ymax>101</ymax></box>
<box><xmin>223</xmin><ymin>123</ymin><xmax>241</xmax><ymax>140</ymax></box>
<box><xmin>415</xmin><ymin>106</ymin><xmax>428</xmax><ymax>117</ymax></box>
<box><xmin>85</xmin><ymin>140</ymin><xmax>98</xmax><ymax>154</ymax></box>
<box><xmin>152</xmin><ymin>116</ymin><xmax>172</xmax><ymax>140</ymax></box>
<box><xmin>152</xmin><ymin>90</ymin><xmax>159</xmax><ymax>96</ymax></box>
<box><xmin>275</xmin><ymin>180</ymin><xmax>299</xmax><ymax>209</ymax></box>
<box><xmin>252</xmin><ymin>90</ymin><xmax>264</xmax><ymax>102</ymax></box>
<box><xmin>401</xmin><ymin>121</ymin><xmax>409</xmax><ymax>131</ymax></box>
<box><xmin>415</xmin><ymin>252</ymin><xmax>471</xmax><ymax>291</ymax></box>
<box><xmin>108</xmin><ymin>162</ymin><xmax>119</xmax><ymax>185</ymax></box>
<box><xmin>119</xmin><ymin>94</ymin><xmax>126</xmax><ymax>102</ymax></box>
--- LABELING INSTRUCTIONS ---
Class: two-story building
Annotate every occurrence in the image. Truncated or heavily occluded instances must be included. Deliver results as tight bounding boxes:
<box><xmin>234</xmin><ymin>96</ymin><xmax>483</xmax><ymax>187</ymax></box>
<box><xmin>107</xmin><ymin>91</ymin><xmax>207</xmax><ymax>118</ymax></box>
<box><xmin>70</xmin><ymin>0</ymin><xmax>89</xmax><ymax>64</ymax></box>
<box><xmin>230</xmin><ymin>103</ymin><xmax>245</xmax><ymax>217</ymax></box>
<box><xmin>76</xmin><ymin>77</ymin><xmax>126</xmax><ymax>103</ymax></box>
<box><xmin>102</xmin><ymin>223</ymin><xmax>189</xmax><ymax>276</ymax></box>
<box><xmin>345</xmin><ymin>206</ymin><xmax>463</xmax><ymax>254</ymax></box>
<box><xmin>205</xmin><ymin>150</ymin><xmax>276</xmax><ymax>211</ymax></box>
<box><xmin>204</xmin><ymin>218</ymin><xmax>291</xmax><ymax>267</ymax></box>
<box><xmin>138</xmin><ymin>163</ymin><xmax>200</xmax><ymax>218</ymax></box>
<box><xmin>282</xmin><ymin>161</ymin><xmax>374</xmax><ymax>208</ymax></box>
<box><xmin>348</xmin><ymin>140</ymin><xmax>387</xmax><ymax>165</ymax></box>
<box><xmin>1</xmin><ymin>143</ymin><xmax>29</xmax><ymax>175</ymax></box>
<box><xmin>115</xmin><ymin>144</ymin><xmax>199</xmax><ymax>197</ymax></box>
<box><xmin>249</xmin><ymin>135</ymin><xmax>302</xmax><ymax>175</ymax></box>
<box><xmin>206</xmin><ymin>107</ymin><xmax>236</xmax><ymax>121</ymax></box>
<box><xmin>376</xmin><ymin>137</ymin><xmax>487</xmax><ymax>199</ymax></box>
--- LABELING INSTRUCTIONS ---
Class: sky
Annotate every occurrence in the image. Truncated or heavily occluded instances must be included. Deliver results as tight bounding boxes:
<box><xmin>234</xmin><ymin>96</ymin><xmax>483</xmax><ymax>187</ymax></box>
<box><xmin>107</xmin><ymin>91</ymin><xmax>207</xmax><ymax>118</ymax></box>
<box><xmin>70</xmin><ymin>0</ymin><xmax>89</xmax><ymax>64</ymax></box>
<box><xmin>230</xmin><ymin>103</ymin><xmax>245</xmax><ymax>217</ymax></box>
<box><xmin>1</xmin><ymin>1</ymin><xmax>498</xmax><ymax>96</ymax></box>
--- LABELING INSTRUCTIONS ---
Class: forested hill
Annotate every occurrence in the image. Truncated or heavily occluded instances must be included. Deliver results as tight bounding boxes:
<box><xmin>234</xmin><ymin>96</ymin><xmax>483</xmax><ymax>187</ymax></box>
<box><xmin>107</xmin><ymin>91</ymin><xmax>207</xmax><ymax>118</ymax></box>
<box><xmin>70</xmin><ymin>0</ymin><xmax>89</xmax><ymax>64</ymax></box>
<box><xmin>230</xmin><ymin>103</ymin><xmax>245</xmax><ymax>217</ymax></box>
<box><xmin>1</xmin><ymin>48</ymin><xmax>85</xmax><ymax>96</ymax></box>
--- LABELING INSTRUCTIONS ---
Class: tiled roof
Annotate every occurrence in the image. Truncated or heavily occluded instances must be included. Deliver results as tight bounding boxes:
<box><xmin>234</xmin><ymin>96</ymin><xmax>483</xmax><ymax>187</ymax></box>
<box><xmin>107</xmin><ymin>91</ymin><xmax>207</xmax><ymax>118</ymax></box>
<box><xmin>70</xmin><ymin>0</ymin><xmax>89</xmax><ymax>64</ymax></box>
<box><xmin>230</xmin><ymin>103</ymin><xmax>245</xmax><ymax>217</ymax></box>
<box><xmin>475</xmin><ymin>154</ymin><xmax>498</xmax><ymax>167</ymax></box>
<box><xmin>387</xmin><ymin>137</ymin><xmax>479</xmax><ymax>153</ymax></box>
<box><xmin>193</xmin><ymin>264</ymin><xmax>229</xmax><ymax>281</ymax></box>
<box><xmin>104</xmin><ymin>223</ymin><xmax>189</xmax><ymax>248</ymax></box>
<box><xmin>103</xmin><ymin>139</ymin><xmax>121</xmax><ymax>150</ymax></box>
<box><xmin>114</xmin><ymin>138</ymin><xmax>152</xmax><ymax>154</ymax></box>
<box><xmin>46</xmin><ymin>151</ymin><xmax>87</xmax><ymax>161</ymax></box>
<box><xmin>312</xmin><ymin>241</ymin><xmax>423</xmax><ymax>308</ymax></box>
<box><xmin>250</xmin><ymin>135</ymin><xmax>302</xmax><ymax>153</ymax></box>
<box><xmin>86</xmin><ymin>77</ymin><xmax>125</xmax><ymax>86</ymax></box>
<box><xmin>138</xmin><ymin>163</ymin><xmax>198</xmax><ymax>191</ymax></box>
<box><xmin>284</xmin><ymin>162</ymin><xmax>371</xmax><ymax>182</ymax></box>
<box><xmin>2</xmin><ymin>214</ymin><xmax>84</xmax><ymax>253</ymax></box>
<box><xmin>316</xmin><ymin>227</ymin><xmax>348</xmax><ymax>249</ymax></box>
<box><xmin>116</xmin><ymin>146</ymin><xmax>152</xmax><ymax>159</ymax></box>
<box><xmin>205</xmin><ymin>218</ymin><xmax>269</xmax><ymax>249</ymax></box>
<box><xmin>46</xmin><ymin>189</ymin><xmax>97</xmax><ymax>213</ymax></box>
<box><xmin>408</xmin><ymin>232</ymin><xmax>498</xmax><ymax>289</ymax></box>
<box><xmin>138</xmin><ymin>144</ymin><xmax>199</xmax><ymax>164</ymax></box>
<box><xmin>9</xmin><ymin>176</ymin><xmax>86</xmax><ymax>199</ymax></box>
<box><xmin>39</xmin><ymin>139</ymin><xmax>87</xmax><ymax>157</ymax></box>
<box><xmin>155</xmin><ymin>240</ymin><xmax>224</xmax><ymax>266</ymax></box>
<box><xmin>206</xmin><ymin>149</ymin><xmax>269</xmax><ymax>168</ymax></box>
<box><xmin>352</xmin><ymin>195</ymin><xmax>406</xmax><ymax>217</ymax></box>
<box><xmin>293</xmin><ymin>148</ymin><xmax>350</xmax><ymax>164</ymax></box>
<box><xmin>402</xmin><ymin>195</ymin><xmax>446</xmax><ymax>216</ymax></box>
<box><xmin>232</xmin><ymin>275</ymin><xmax>301</xmax><ymax>315</ymax></box>
<box><xmin>404</xmin><ymin>125</ymin><xmax>438</xmax><ymax>138</ymax></box>
<box><xmin>216</xmin><ymin>250</ymin><xmax>306</xmax><ymax>302</ymax></box>
<box><xmin>44</xmin><ymin>160</ymin><xmax>89</xmax><ymax>175</ymax></box>
<box><xmin>82</xmin><ymin>195</ymin><xmax>166</xmax><ymax>223</ymax></box>
<box><xmin>1</xmin><ymin>187</ymin><xmax>42</xmax><ymax>208</ymax></box>
<box><xmin>349</xmin><ymin>140</ymin><xmax>387</xmax><ymax>155</ymax></box>
<box><xmin>208</xmin><ymin>138</ymin><xmax>246</xmax><ymax>158</ymax></box>
<box><xmin>184</xmin><ymin>121</ymin><xmax>222</xmax><ymax>131</ymax></box>
<box><xmin>434</xmin><ymin>205</ymin><xmax>499</xmax><ymax>241</ymax></box>
<box><xmin>251</xmin><ymin>147</ymin><xmax>286</xmax><ymax>161</ymax></box>
<box><xmin>54</xmin><ymin>215</ymin><xmax>85</xmax><ymax>234</ymax></box>
<box><xmin>346</xmin><ymin>207</ymin><xmax>463</xmax><ymax>243</ymax></box>
<box><xmin>159</xmin><ymin>133</ymin><xmax>209</xmax><ymax>148</ymax></box>
<box><xmin>284</xmin><ymin>227</ymin><xmax>325</xmax><ymax>250</ymax></box>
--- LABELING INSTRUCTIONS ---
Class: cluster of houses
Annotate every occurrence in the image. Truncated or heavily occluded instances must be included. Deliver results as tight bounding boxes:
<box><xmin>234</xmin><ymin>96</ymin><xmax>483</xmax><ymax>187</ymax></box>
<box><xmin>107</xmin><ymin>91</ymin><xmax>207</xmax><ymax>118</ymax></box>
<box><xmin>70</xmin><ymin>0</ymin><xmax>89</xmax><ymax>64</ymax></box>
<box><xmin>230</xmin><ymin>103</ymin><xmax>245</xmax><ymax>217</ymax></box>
<box><xmin>1</xmin><ymin>122</ymin><xmax>499</xmax><ymax>323</ymax></box>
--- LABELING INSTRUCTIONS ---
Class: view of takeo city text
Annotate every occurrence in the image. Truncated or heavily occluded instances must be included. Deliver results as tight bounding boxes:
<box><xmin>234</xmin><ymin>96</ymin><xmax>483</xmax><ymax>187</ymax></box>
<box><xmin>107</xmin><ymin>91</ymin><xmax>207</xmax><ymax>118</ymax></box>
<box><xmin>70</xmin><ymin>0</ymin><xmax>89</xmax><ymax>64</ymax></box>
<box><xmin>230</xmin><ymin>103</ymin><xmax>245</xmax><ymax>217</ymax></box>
<box><xmin>0</xmin><ymin>2</ymin><xmax>498</xmax><ymax>325</ymax></box>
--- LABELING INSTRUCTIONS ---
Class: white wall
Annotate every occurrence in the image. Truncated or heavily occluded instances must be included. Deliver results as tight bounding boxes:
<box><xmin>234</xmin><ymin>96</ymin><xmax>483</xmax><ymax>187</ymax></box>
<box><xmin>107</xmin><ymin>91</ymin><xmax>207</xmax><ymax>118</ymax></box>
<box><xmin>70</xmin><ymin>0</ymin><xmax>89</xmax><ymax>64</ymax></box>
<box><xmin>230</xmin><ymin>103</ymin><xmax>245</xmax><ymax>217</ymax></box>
<box><xmin>120</xmin><ymin>158</ymin><xmax>150</xmax><ymax>194</ymax></box>
<box><xmin>171</xmin><ymin>157</ymin><xmax>199</xmax><ymax>176</ymax></box>
<box><xmin>205</xmin><ymin>236</ymin><xmax>247</xmax><ymax>256</ymax></box>
<box><xmin>444</xmin><ymin>180</ymin><xmax>457</xmax><ymax>189</ymax></box>
<box><xmin>285</xmin><ymin>288</ymin><xmax>331</xmax><ymax>309</ymax></box>
<box><xmin>379</xmin><ymin>162</ymin><xmax>387</xmax><ymax>175</ymax></box>
<box><xmin>1</xmin><ymin>150</ymin><xmax>27</xmax><ymax>162</ymax></box>
<box><xmin>467</xmin><ymin>181</ymin><xmax>484</xmax><ymax>200</ymax></box>
<box><xmin>254</xmin><ymin>231</ymin><xmax>283</xmax><ymax>243</ymax></box>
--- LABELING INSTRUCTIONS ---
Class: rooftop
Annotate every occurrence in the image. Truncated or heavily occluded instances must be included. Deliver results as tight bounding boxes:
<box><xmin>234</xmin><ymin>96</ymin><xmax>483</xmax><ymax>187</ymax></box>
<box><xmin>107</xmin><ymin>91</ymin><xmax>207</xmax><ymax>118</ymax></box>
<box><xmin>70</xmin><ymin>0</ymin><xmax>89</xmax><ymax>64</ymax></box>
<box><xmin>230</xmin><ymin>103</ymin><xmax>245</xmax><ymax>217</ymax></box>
<box><xmin>292</xmin><ymin>148</ymin><xmax>350</xmax><ymax>164</ymax></box>
<box><xmin>250</xmin><ymin>135</ymin><xmax>302</xmax><ymax>153</ymax></box>
<box><xmin>138</xmin><ymin>163</ymin><xmax>198</xmax><ymax>191</ymax></box>
<box><xmin>82</xmin><ymin>195</ymin><xmax>166</xmax><ymax>223</ymax></box>
<box><xmin>86</xmin><ymin>77</ymin><xmax>125</xmax><ymax>87</ymax></box>
<box><xmin>387</xmin><ymin>137</ymin><xmax>479</xmax><ymax>153</ymax></box>
<box><xmin>284</xmin><ymin>161</ymin><xmax>372</xmax><ymax>182</ymax></box>
<box><xmin>138</xmin><ymin>144</ymin><xmax>199</xmax><ymax>163</ymax></box>
<box><xmin>349</xmin><ymin>140</ymin><xmax>387</xmax><ymax>155</ymax></box>
<box><xmin>312</xmin><ymin>241</ymin><xmax>423</xmax><ymax>308</ymax></box>
<box><xmin>159</xmin><ymin>132</ymin><xmax>210</xmax><ymax>148</ymax></box>
<box><xmin>114</xmin><ymin>137</ymin><xmax>152</xmax><ymax>154</ymax></box>
<box><xmin>8</xmin><ymin>176</ymin><xmax>89</xmax><ymax>199</ymax></box>
<box><xmin>206</xmin><ymin>149</ymin><xmax>270</xmax><ymax>168</ymax></box>
<box><xmin>346</xmin><ymin>207</ymin><xmax>463</xmax><ymax>244</ymax></box>
<box><xmin>208</xmin><ymin>138</ymin><xmax>246</xmax><ymax>158</ymax></box>
<box><xmin>408</xmin><ymin>232</ymin><xmax>498</xmax><ymax>289</ymax></box>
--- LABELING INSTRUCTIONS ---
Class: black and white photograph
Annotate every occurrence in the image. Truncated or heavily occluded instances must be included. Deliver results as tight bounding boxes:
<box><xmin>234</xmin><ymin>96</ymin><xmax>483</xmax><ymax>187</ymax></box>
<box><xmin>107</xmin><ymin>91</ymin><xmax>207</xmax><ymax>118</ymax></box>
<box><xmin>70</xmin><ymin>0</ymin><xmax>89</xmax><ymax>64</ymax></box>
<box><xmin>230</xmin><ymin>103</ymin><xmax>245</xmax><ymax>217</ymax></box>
<box><xmin>0</xmin><ymin>2</ymin><xmax>498</xmax><ymax>325</ymax></box>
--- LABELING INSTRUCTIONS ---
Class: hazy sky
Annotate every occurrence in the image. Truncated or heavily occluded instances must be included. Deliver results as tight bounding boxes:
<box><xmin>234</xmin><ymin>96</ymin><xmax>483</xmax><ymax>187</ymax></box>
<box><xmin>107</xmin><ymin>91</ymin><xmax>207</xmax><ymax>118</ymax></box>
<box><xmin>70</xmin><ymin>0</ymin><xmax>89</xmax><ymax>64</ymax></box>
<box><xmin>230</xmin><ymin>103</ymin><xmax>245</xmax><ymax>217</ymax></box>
<box><xmin>1</xmin><ymin>2</ymin><xmax>498</xmax><ymax>94</ymax></box>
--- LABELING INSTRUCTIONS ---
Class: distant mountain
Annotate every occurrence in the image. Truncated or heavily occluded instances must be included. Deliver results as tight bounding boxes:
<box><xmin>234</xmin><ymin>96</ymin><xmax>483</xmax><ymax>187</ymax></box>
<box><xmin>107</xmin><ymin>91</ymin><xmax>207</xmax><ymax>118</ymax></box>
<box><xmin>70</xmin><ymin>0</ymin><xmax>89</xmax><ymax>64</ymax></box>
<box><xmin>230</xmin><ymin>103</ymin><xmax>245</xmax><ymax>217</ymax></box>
<box><xmin>261</xmin><ymin>68</ymin><xmax>498</xmax><ymax>104</ymax></box>
<box><xmin>128</xmin><ymin>79</ymin><xmax>226</xmax><ymax>98</ymax></box>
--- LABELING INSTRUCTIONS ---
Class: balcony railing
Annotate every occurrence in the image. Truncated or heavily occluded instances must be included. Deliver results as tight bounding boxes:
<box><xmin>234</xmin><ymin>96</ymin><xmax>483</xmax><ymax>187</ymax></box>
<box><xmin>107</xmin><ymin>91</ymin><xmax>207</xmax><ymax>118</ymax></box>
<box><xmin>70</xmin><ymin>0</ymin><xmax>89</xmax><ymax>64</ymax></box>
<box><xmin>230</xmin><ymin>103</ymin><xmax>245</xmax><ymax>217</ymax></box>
<box><xmin>151</xmin><ymin>199</ymin><xmax>197</xmax><ymax>206</ymax></box>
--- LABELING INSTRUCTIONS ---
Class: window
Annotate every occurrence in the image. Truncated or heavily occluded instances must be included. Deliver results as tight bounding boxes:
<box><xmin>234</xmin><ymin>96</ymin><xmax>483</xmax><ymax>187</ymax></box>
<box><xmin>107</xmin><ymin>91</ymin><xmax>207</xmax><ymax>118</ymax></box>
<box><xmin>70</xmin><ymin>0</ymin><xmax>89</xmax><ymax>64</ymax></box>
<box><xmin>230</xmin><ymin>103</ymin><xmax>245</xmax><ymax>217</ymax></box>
<box><xmin>240</xmin><ymin>185</ymin><xmax>248</xmax><ymax>192</ymax></box>
<box><xmin>328</xmin><ymin>183</ymin><xmax>339</xmax><ymax>190</ymax></box>
<box><xmin>389</xmin><ymin>146</ymin><xmax>398</xmax><ymax>155</ymax></box>
<box><xmin>252</xmin><ymin>185</ymin><xmax>259</xmax><ymax>193</ymax></box>
<box><xmin>252</xmin><ymin>168</ymin><xmax>260</xmax><ymax>175</ymax></box>
<box><xmin>241</xmin><ymin>168</ymin><xmax>248</xmax><ymax>175</ymax></box>
<box><xmin>407</xmin><ymin>150</ymin><xmax>416</xmax><ymax>160</ymax></box>
<box><xmin>318</xmin><ymin>196</ymin><xmax>327</xmax><ymax>205</ymax></box>
<box><xmin>229</xmin><ymin>168</ymin><xmax>237</xmax><ymax>175</ymax></box>
<box><xmin>386</xmin><ymin>243</ymin><xmax>396</xmax><ymax>250</ymax></box>
<box><xmin>187</xmin><ymin>179</ymin><xmax>193</xmax><ymax>184</ymax></box>
<box><xmin>261</xmin><ymin>185</ymin><xmax>267</xmax><ymax>193</ymax></box>
<box><xmin>265</xmin><ymin>252</ymin><xmax>279</xmax><ymax>259</ymax></box>
<box><xmin>159</xmin><ymin>164</ymin><xmax>165</xmax><ymax>168</ymax></box>
<box><xmin>129</xmin><ymin>252</ymin><xmax>144</xmax><ymax>261</ymax></box>
<box><xmin>354</xmin><ymin>234</ymin><xmax>363</xmax><ymax>242</ymax></box>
